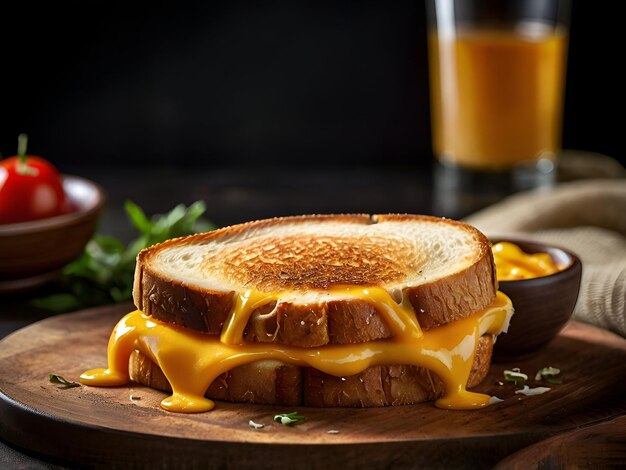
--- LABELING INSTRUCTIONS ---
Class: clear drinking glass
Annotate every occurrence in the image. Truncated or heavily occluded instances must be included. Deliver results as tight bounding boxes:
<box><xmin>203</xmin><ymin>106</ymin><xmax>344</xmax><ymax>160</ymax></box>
<box><xmin>427</xmin><ymin>0</ymin><xmax>570</xmax><ymax>217</ymax></box>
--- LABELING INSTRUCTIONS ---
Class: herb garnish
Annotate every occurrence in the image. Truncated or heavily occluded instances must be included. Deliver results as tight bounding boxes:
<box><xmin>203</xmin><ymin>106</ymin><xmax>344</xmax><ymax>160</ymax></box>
<box><xmin>49</xmin><ymin>374</ymin><xmax>81</xmax><ymax>389</ymax></box>
<box><xmin>32</xmin><ymin>201</ymin><xmax>214</xmax><ymax>313</ymax></box>
<box><xmin>274</xmin><ymin>412</ymin><xmax>306</xmax><ymax>426</ymax></box>
<box><xmin>535</xmin><ymin>366</ymin><xmax>562</xmax><ymax>384</ymax></box>
<box><xmin>503</xmin><ymin>368</ymin><xmax>528</xmax><ymax>386</ymax></box>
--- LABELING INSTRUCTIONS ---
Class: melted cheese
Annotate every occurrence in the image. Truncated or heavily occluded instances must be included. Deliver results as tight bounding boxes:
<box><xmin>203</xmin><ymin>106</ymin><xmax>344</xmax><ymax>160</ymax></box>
<box><xmin>80</xmin><ymin>288</ymin><xmax>513</xmax><ymax>413</ymax></box>
<box><xmin>493</xmin><ymin>242</ymin><xmax>560</xmax><ymax>280</ymax></box>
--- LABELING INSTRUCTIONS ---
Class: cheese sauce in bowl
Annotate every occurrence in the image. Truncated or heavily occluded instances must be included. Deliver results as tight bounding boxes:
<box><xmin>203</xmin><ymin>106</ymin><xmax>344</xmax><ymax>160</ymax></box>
<box><xmin>491</xmin><ymin>240</ymin><xmax>582</xmax><ymax>357</ymax></box>
<box><xmin>492</xmin><ymin>241</ymin><xmax>561</xmax><ymax>281</ymax></box>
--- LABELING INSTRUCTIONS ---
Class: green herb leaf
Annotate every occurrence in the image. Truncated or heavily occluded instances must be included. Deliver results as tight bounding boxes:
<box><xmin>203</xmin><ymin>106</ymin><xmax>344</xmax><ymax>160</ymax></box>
<box><xmin>274</xmin><ymin>412</ymin><xmax>306</xmax><ymax>426</ymax></box>
<box><xmin>32</xmin><ymin>201</ymin><xmax>215</xmax><ymax>313</ymax></box>
<box><xmin>503</xmin><ymin>369</ymin><xmax>528</xmax><ymax>386</ymax></box>
<box><xmin>124</xmin><ymin>200</ymin><xmax>153</xmax><ymax>234</ymax></box>
<box><xmin>534</xmin><ymin>366</ymin><xmax>561</xmax><ymax>382</ymax></box>
<box><xmin>49</xmin><ymin>374</ymin><xmax>81</xmax><ymax>389</ymax></box>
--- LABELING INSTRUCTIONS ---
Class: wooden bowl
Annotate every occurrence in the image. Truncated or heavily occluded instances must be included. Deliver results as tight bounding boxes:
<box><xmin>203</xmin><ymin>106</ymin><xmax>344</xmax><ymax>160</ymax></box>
<box><xmin>493</xmin><ymin>239</ymin><xmax>582</xmax><ymax>358</ymax></box>
<box><xmin>0</xmin><ymin>175</ymin><xmax>105</xmax><ymax>292</ymax></box>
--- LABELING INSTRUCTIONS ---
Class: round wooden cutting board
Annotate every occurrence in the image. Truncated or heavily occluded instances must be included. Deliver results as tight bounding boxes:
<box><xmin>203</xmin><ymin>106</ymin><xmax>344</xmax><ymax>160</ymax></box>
<box><xmin>1</xmin><ymin>304</ymin><xmax>625</xmax><ymax>468</ymax></box>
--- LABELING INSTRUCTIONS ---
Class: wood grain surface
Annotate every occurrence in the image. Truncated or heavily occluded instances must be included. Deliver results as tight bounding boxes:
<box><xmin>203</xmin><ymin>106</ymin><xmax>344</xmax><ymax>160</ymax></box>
<box><xmin>494</xmin><ymin>414</ymin><xmax>626</xmax><ymax>469</ymax></box>
<box><xmin>1</xmin><ymin>303</ymin><xmax>625</xmax><ymax>469</ymax></box>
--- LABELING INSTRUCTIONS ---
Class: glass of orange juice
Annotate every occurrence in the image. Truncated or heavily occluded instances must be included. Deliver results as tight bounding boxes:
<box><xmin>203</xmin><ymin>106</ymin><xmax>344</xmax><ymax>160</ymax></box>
<box><xmin>427</xmin><ymin>0</ymin><xmax>570</xmax><ymax>217</ymax></box>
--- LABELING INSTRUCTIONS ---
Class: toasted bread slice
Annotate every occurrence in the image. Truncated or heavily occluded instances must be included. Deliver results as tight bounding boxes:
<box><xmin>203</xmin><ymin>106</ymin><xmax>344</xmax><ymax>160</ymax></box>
<box><xmin>133</xmin><ymin>214</ymin><xmax>497</xmax><ymax>344</ymax></box>
<box><xmin>129</xmin><ymin>354</ymin><xmax>302</xmax><ymax>406</ymax></box>
<box><xmin>129</xmin><ymin>335</ymin><xmax>492</xmax><ymax>407</ymax></box>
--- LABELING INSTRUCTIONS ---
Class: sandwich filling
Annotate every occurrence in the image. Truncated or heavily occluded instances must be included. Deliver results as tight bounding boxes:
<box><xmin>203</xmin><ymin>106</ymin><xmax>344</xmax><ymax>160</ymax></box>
<box><xmin>81</xmin><ymin>287</ymin><xmax>513</xmax><ymax>413</ymax></box>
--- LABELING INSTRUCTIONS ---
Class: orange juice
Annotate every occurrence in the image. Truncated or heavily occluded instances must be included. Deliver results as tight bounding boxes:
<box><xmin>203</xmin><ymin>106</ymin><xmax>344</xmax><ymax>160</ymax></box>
<box><xmin>429</xmin><ymin>24</ymin><xmax>568</xmax><ymax>169</ymax></box>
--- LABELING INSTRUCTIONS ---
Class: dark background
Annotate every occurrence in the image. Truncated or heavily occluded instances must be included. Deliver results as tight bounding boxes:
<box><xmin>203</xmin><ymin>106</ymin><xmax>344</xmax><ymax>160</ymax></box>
<box><xmin>0</xmin><ymin>1</ymin><xmax>623</xmax><ymax>169</ymax></box>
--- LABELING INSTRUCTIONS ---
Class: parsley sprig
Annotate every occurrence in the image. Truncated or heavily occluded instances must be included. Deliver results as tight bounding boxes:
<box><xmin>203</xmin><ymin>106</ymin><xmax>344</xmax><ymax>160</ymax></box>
<box><xmin>32</xmin><ymin>201</ymin><xmax>214</xmax><ymax>313</ymax></box>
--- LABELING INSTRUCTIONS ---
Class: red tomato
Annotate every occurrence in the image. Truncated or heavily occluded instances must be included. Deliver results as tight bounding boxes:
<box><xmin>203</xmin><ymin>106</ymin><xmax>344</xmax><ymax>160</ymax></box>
<box><xmin>0</xmin><ymin>155</ymin><xmax>68</xmax><ymax>224</ymax></box>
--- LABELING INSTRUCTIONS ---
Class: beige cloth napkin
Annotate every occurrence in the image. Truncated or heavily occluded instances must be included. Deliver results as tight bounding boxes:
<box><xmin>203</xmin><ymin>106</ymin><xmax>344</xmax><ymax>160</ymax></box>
<box><xmin>465</xmin><ymin>179</ymin><xmax>626</xmax><ymax>337</ymax></box>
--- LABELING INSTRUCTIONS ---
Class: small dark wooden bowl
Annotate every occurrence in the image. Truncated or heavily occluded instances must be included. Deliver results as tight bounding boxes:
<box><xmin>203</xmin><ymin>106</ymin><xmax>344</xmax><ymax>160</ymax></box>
<box><xmin>493</xmin><ymin>239</ymin><xmax>582</xmax><ymax>358</ymax></box>
<box><xmin>0</xmin><ymin>175</ymin><xmax>105</xmax><ymax>292</ymax></box>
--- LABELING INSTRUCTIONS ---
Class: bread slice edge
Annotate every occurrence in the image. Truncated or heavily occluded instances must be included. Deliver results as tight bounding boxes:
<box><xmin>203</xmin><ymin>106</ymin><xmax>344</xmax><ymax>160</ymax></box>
<box><xmin>133</xmin><ymin>214</ymin><xmax>497</xmax><ymax>343</ymax></box>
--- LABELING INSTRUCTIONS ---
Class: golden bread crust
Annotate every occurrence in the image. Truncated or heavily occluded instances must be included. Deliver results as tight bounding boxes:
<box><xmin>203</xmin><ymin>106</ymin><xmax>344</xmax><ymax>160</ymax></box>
<box><xmin>405</xmin><ymin>247</ymin><xmax>497</xmax><ymax>330</ymax></box>
<box><xmin>130</xmin><ymin>353</ymin><xmax>302</xmax><ymax>406</ymax></box>
<box><xmin>135</xmin><ymin>264</ymin><xmax>235</xmax><ymax>334</ymax></box>
<box><xmin>133</xmin><ymin>214</ymin><xmax>497</xmax><ymax>343</ymax></box>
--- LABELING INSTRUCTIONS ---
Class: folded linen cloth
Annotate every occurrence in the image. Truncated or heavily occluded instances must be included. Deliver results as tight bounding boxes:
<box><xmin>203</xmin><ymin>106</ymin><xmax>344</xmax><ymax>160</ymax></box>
<box><xmin>465</xmin><ymin>179</ymin><xmax>626</xmax><ymax>337</ymax></box>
